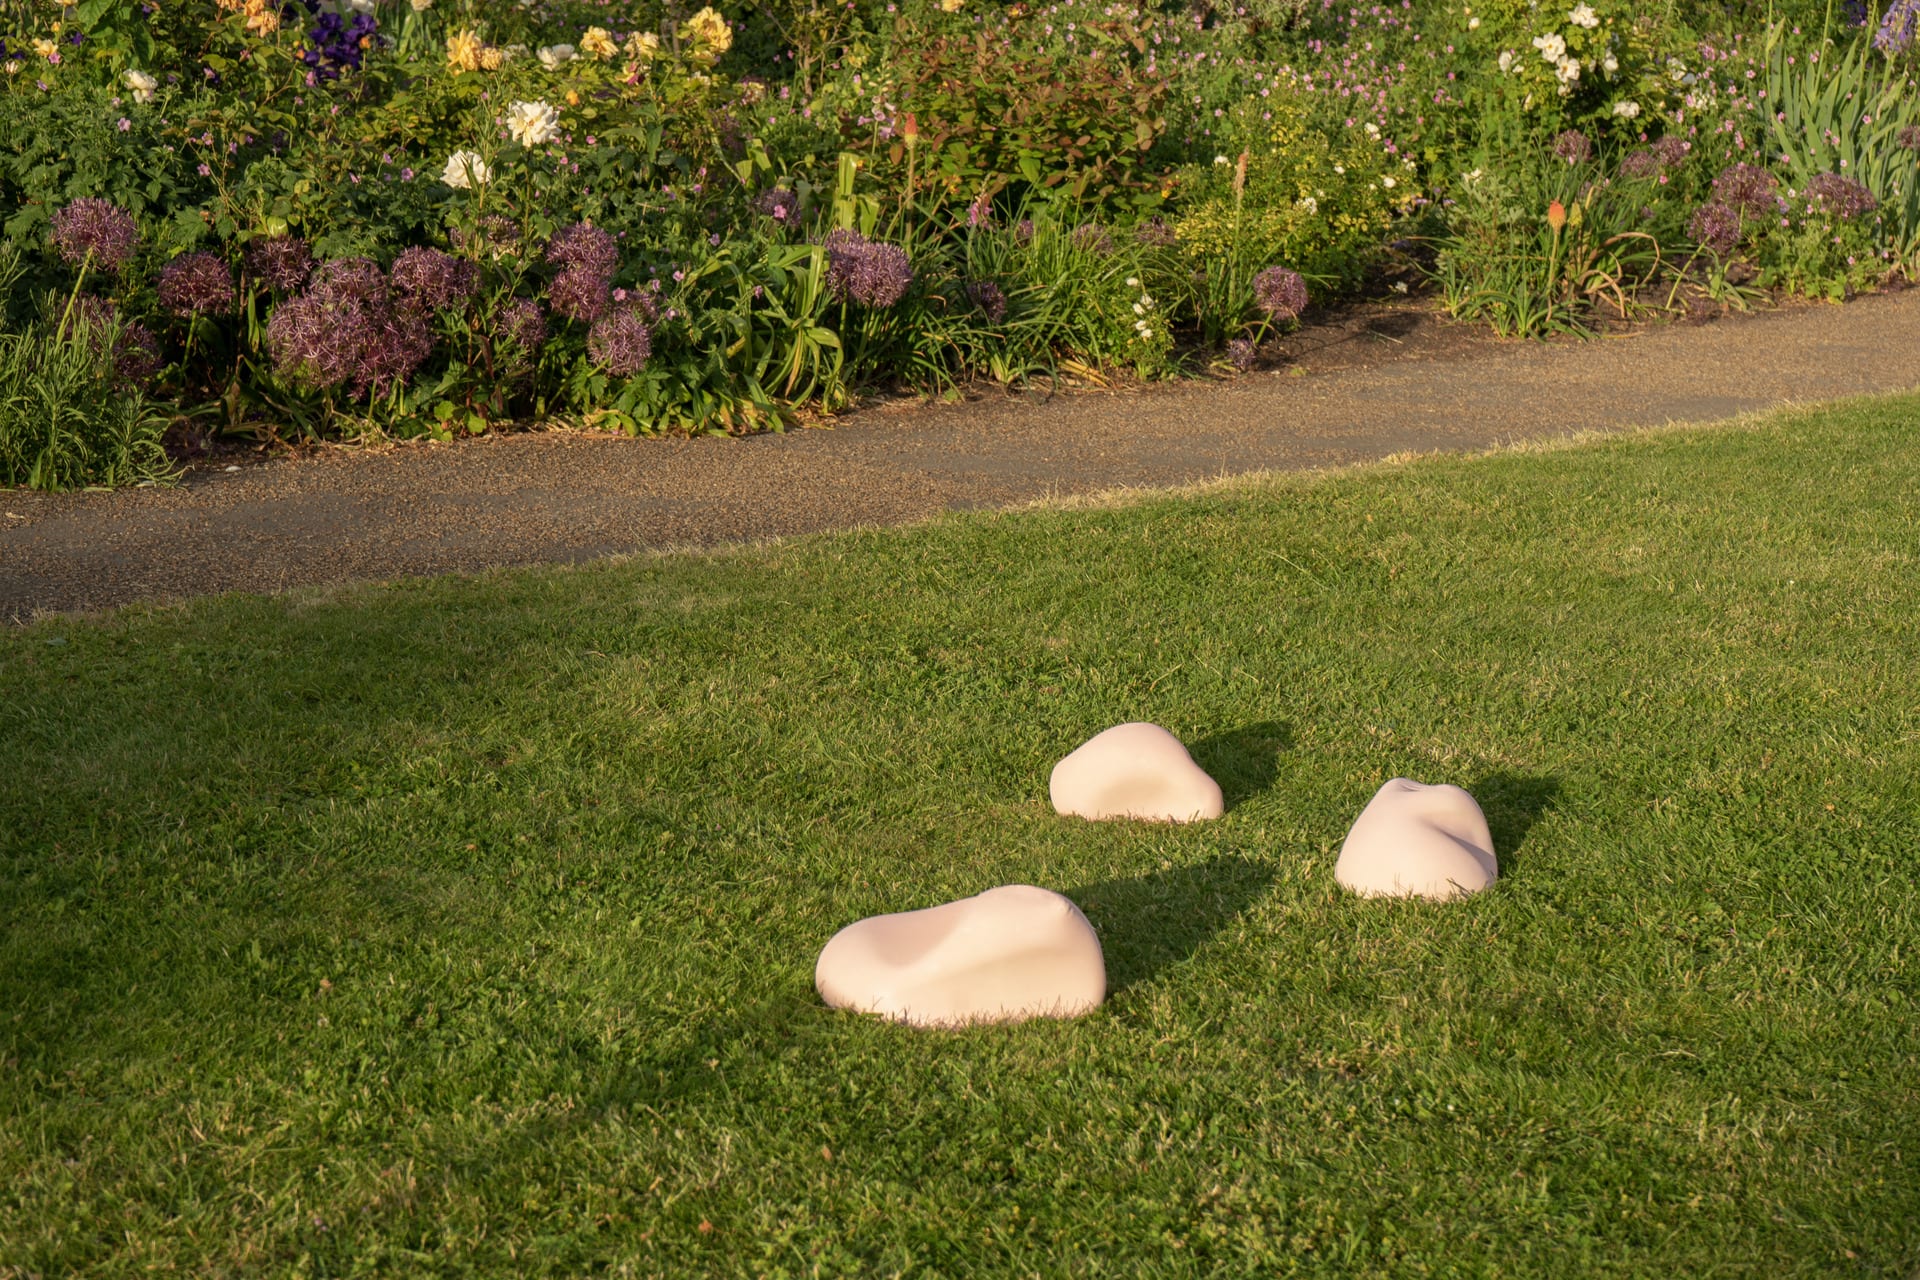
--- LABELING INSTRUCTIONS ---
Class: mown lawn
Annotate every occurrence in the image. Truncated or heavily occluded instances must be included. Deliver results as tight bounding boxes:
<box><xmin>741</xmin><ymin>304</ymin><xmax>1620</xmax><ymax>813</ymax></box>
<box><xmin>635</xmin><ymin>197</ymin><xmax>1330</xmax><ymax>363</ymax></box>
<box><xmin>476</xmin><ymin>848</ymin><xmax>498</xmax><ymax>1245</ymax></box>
<box><xmin>2</xmin><ymin>395</ymin><xmax>1917</xmax><ymax>1278</ymax></box>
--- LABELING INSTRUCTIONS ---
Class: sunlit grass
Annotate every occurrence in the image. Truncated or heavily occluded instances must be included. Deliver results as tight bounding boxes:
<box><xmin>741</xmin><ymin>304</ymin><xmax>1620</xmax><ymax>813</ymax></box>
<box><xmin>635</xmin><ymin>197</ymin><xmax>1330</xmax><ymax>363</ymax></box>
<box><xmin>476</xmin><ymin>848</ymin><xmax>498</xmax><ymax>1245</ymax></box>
<box><xmin>3</xmin><ymin>395</ymin><xmax>1917</xmax><ymax>1277</ymax></box>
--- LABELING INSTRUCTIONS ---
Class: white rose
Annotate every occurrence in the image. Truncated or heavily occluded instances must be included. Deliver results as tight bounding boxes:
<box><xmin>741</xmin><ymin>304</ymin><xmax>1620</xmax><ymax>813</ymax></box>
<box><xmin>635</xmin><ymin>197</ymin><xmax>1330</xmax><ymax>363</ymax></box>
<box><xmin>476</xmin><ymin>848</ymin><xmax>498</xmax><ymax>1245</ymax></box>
<box><xmin>1555</xmin><ymin>56</ymin><xmax>1581</xmax><ymax>83</ymax></box>
<box><xmin>1498</xmin><ymin>49</ymin><xmax>1515</xmax><ymax>72</ymax></box>
<box><xmin>1603</xmin><ymin>52</ymin><xmax>1619</xmax><ymax>74</ymax></box>
<box><xmin>1568</xmin><ymin>4</ymin><xmax>1599</xmax><ymax>28</ymax></box>
<box><xmin>442</xmin><ymin>150</ymin><xmax>491</xmax><ymax>188</ymax></box>
<box><xmin>537</xmin><ymin>43</ymin><xmax>576</xmax><ymax>68</ymax></box>
<box><xmin>1533</xmin><ymin>32</ymin><xmax>1566</xmax><ymax>62</ymax></box>
<box><xmin>345</xmin><ymin>0</ymin><xmax>374</xmax><ymax>13</ymax></box>
<box><xmin>124</xmin><ymin>68</ymin><xmax>158</xmax><ymax>102</ymax></box>
<box><xmin>1468</xmin><ymin>15</ymin><xmax>1481</xmax><ymax>28</ymax></box>
<box><xmin>505</xmin><ymin>99</ymin><xmax>561</xmax><ymax>147</ymax></box>
<box><xmin>1296</xmin><ymin>195</ymin><xmax>1318</xmax><ymax>214</ymax></box>
<box><xmin>1612</xmin><ymin>99</ymin><xmax>1640</xmax><ymax>117</ymax></box>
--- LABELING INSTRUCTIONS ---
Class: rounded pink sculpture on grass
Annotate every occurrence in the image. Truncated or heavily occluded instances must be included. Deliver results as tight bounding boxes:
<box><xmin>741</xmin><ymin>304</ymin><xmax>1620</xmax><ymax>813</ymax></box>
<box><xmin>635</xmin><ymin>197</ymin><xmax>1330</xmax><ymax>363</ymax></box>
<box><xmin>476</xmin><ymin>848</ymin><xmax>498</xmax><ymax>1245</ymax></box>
<box><xmin>1335</xmin><ymin>778</ymin><xmax>1498</xmax><ymax>900</ymax></box>
<box><xmin>1049</xmin><ymin>722</ymin><xmax>1225</xmax><ymax>823</ymax></box>
<box><xmin>815</xmin><ymin>885</ymin><xmax>1106</xmax><ymax>1027</ymax></box>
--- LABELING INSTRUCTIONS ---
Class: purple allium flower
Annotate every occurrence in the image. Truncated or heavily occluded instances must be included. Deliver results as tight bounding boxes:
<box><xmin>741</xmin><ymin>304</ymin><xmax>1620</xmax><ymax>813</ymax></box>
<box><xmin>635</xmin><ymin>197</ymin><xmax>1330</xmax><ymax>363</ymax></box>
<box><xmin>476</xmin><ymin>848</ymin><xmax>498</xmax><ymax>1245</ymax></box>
<box><xmin>1015</xmin><ymin>218</ymin><xmax>1036</xmax><ymax>245</ymax></box>
<box><xmin>64</xmin><ymin>294</ymin><xmax>161</xmax><ymax>386</ymax></box>
<box><xmin>1226</xmin><ymin>337</ymin><xmax>1256</xmax><ymax>371</ymax></box>
<box><xmin>823</xmin><ymin>229</ymin><xmax>913</xmax><ymax>307</ymax></box>
<box><xmin>1650</xmin><ymin>136</ymin><xmax>1690</xmax><ymax>168</ymax></box>
<box><xmin>496</xmin><ymin>298</ymin><xmax>547</xmax><ymax>355</ymax></box>
<box><xmin>1804</xmin><ymin>172</ymin><xmax>1877</xmax><ymax>220</ymax></box>
<box><xmin>1069</xmin><ymin>223</ymin><xmax>1115</xmax><ymax>256</ymax></box>
<box><xmin>50</xmin><ymin>198</ymin><xmax>140</xmax><ymax>273</ymax></box>
<box><xmin>756</xmin><ymin>187</ymin><xmax>799</xmax><ymax>221</ymax></box>
<box><xmin>586</xmin><ymin>305</ymin><xmax>652</xmax><ymax>376</ymax></box>
<box><xmin>1687</xmin><ymin>200</ymin><xmax>1743</xmax><ymax>256</ymax></box>
<box><xmin>267</xmin><ymin>262</ymin><xmax>432</xmax><ymax>398</ymax></box>
<box><xmin>1134</xmin><ymin>216</ymin><xmax>1177</xmax><ymax>247</ymax></box>
<box><xmin>965</xmin><ymin>279</ymin><xmax>1007</xmax><ymax>323</ymax></box>
<box><xmin>1620</xmin><ymin>149</ymin><xmax>1659</xmax><ymax>179</ymax></box>
<box><xmin>1552</xmin><ymin>130</ymin><xmax>1593</xmax><ymax>165</ymax></box>
<box><xmin>545</xmin><ymin>223</ymin><xmax>619</xmax><ymax>281</ymax></box>
<box><xmin>549</xmin><ymin>265</ymin><xmax>611</xmax><ymax>323</ymax></box>
<box><xmin>1710</xmin><ymin>162</ymin><xmax>1784</xmax><ymax>218</ymax></box>
<box><xmin>390</xmin><ymin>245</ymin><xmax>478</xmax><ymax>308</ymax></box>
<box><xmin>245</xmin><ymin>234</ymin><xmax>312</xmax><ymax>293</ymax></box>
<box><xmin>1899</xmin><ymin>123</ymin><xmax>1920</xmax><ymax>151</ymax></box>
<box><xmin>1874</xmin><ymin>0</ymin><xmax>1919</xmax><ymax>53</ymax></box>
<box><xmin>156</xmin><ymin>251</ymin><xmax>236</xmax><ymax>318</ymax></box>
<box><xmin>1252</xmin><ymin>265</ymin><xmax>1308</xmax><ymax>321</ymax></box>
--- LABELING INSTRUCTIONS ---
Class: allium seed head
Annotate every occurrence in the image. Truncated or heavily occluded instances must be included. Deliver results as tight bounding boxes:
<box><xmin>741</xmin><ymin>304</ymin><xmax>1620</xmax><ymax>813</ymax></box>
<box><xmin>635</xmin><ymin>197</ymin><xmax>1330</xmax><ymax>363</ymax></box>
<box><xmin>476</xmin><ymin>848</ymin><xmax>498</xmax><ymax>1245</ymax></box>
<box><xmin>545</xmin><ymin>223</ymin><xmax>619</xmax><ymax>280</ymax></box>
<box><xmin>496</xmin><ymin>297</ymin><xmax>547</xmax><ymax>355</ymax></box>
<box><xmin>1253</xmin><ymin>265</ymin><xmax>1309</xmax><ymax>321</ymax></box>
<box><xmin>390</xmin><ymin>245</ymin><xmax>478</xmax><ymax>308</ymax></box>
<box><xmin>1687</xmin><ymin>200</ymin><xmax>1742</xmax><ymax>256</ymax></box>
<box><xmin>50</xmin><ymin>198</ymin><xmax>140</xmax><ymax>273</ymax></box>
<box><xmin>1710</xmin><ymin>162</ymin><xmax>1783</xmax><ymax>218</ymax></box>
<box><xmin>1226</xmin><ymin>337</ymin><xmax>1256</xmax><ymax>371</ymax></box>
<box><xmin>1803</xmin><ymin>172</ymin><xmax>1877</xmax><ymax>220</ymax></box>
<box><xmin>586</xmin><ymin>305</ymin><xmax>652</xmax><ymax>375</ymax></box>
<box><xmin>156</xmin><ymin>251</ymin><xmax>236</xmax><ymax>318</ymax></box>
<box><xmin>1552</xmin><ymin>129</ymin><xmax>1593</xmax><ymax>164</ymax></box>
<box><xmin>549</xmin><ymin>264</ymin><xmax>611</xmax><ymax>323</ymax></box>
<box><xmin>244</xmin><ymin>234</ymin><xmax>313</xmax><ymax>293</ymax></box>
<box><xmin>965</xmin><ymin>279</ymin><xmax>1007</xmax><ymax>323</ymax></box>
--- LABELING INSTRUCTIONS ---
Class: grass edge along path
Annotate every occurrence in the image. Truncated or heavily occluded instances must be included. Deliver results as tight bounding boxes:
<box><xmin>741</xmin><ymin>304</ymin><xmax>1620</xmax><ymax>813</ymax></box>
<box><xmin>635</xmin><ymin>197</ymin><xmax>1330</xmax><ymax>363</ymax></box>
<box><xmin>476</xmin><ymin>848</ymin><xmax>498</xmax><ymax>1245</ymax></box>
<box><xmin>3</xmin><ymin>395</ymin><xmax>1918</xmax><ymax>1277</ymax></box>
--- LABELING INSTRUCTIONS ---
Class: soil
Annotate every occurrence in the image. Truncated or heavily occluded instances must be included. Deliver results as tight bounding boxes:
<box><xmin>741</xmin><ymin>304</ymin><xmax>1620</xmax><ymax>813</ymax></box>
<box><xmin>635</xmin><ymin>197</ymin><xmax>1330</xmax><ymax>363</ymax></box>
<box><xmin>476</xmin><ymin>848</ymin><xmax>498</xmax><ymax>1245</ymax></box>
<box><xmin>6</xmin><ymin>286</ymin><xmax>1920</xmax><ymax>624</ymax></box>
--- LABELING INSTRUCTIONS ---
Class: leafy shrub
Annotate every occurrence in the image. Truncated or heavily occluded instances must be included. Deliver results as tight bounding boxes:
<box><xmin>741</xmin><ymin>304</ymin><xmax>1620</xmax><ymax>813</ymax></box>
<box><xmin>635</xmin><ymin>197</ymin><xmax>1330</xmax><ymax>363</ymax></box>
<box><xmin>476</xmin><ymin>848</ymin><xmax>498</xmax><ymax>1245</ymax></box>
<box><xmin>0</xmin><ymin>280</ymin><xmax>173</xmax><ymax>490</ymax></box>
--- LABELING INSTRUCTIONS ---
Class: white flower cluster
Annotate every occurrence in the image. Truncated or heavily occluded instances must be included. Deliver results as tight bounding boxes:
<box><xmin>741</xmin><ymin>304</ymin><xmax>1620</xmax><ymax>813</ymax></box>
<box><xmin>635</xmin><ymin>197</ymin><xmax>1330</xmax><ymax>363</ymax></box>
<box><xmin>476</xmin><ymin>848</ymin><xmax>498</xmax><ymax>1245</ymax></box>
<box><xmin>1500</xmin><ymin>5</ymin><xmax>1619</xmax><ymax>96</ymax></box>
<box><xmin>506</xmin><ymin>99</ymin><xmax>561</xmax><ymax>147</ymax></box>
<box><xmin>442</xmin><ymin>150</ymin><xmax>491</xmax><ymax>188</ymax></box>
<box><xmin>1125</xmin><ymin>276</ymin><xmax>1156</xmax><ymax>343</ymax></box>
<box><xmin>123</xmin><ymin>68</ymin><xmax>157</xmax><ymax>103</ymax></box>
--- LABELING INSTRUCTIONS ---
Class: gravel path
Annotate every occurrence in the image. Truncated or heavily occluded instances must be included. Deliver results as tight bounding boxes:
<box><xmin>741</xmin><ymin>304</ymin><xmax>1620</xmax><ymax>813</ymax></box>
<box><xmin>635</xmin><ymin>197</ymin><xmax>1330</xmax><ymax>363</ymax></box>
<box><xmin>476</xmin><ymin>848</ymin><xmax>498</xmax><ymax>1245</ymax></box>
<box><xmin>5</xmin><ymin>290</ymin><xmax>1919</xmax><ymax>622</ymax></box>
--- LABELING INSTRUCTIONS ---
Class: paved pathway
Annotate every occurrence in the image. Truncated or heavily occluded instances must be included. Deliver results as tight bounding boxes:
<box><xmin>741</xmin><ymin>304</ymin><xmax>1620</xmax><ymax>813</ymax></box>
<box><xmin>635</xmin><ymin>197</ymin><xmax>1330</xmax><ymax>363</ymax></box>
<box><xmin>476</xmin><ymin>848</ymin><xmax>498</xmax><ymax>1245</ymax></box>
<box><xmin>5</xmin><ymin>290</ymin><xmax>1920</xmax><ymax>622</ymax></box>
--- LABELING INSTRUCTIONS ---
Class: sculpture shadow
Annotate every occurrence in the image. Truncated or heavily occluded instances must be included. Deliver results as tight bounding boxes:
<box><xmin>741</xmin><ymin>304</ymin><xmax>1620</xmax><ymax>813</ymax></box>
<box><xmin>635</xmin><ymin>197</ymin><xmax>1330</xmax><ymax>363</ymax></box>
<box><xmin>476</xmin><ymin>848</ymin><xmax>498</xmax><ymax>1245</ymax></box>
<box><xmin>1069</xmin><ymin>854</ymin><xmax>1275</xmax><ymax>997</ymax></box>
<box><xmin>1464</xmin><ymin>770</ymin><xmax>1561</xmax><ymax>874</ymax></box>
<box><xmin>1188</xmin><ymin>720</ymin><xmax>1292</xmax><ymax>810</ymax></box>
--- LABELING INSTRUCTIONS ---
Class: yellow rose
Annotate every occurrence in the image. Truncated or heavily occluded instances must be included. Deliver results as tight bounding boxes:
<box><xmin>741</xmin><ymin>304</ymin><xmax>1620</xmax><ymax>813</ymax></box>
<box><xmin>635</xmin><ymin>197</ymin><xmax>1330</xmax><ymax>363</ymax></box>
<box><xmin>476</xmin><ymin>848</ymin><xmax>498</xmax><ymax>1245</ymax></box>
<box><xmin>580</xmin><ymin>26</ymin><xmax>618</xmax><ymax>59</ymax></box>
<box><xmin>939</xmin><ymin>0</ymin><xmax>963</xmax><ymax>10</ymax></box>
<box><xmin>624</xmin><ymin>31</ymin><xmax>661</xmax><ymax>61</ymax></box>
<box><xmin>678</xmin><ymin>7</ymin><xmax>732</xmax><ymax>60</ymax></box>
<box><xmin>478</xmin><ymin>45</ymin><xmax>505</xmax><ymax>70</ymax></box>
<box><xmin>32</xmin><ymin>37</ymin><xmax>57</xmax><ymax>59</ymax></box>
<box><xmin>446</xmin><ymin>28</ymin><xmax>483</xmax><ymax>72</ymax></box>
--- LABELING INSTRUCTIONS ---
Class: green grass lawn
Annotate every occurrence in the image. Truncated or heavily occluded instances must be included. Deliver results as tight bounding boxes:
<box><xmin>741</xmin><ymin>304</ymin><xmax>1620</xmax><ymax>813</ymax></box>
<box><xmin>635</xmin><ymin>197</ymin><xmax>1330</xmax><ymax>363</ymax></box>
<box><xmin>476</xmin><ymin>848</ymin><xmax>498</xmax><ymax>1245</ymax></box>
<box><xmin>3</xmin><ymin>395</ymin><xmax>1918</xmax><ymax>1279</ymax></box>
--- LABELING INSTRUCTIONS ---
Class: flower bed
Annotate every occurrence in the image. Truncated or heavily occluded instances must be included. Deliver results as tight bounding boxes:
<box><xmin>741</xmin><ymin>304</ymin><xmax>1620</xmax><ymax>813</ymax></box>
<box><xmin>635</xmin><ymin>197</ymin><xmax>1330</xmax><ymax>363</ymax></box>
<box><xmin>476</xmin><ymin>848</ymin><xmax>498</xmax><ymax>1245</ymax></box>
<box><xmin>0</xmin><ymin>0</ymin><xmax>1917</xmax><ymax>483</ymax></box>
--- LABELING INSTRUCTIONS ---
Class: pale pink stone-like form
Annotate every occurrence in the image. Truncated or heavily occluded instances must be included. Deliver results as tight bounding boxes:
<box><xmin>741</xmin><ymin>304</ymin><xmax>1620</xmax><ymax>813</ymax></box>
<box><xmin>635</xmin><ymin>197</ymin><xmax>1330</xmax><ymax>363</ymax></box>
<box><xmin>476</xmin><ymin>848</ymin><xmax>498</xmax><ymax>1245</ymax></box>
<box><xmin>814</xmin><ymin>885</ymin><xmax>1106</xmax><ymax>1027</ymax></box>
<box><xmin>1048</xmin><ymin>722</ymin><xmax>1225</xmax><ymax>823</ymax></box>
<box><xmin>1335</xmin><ymin>778</ymin><xmax>1498</xmax><ymax>900</ymax></box>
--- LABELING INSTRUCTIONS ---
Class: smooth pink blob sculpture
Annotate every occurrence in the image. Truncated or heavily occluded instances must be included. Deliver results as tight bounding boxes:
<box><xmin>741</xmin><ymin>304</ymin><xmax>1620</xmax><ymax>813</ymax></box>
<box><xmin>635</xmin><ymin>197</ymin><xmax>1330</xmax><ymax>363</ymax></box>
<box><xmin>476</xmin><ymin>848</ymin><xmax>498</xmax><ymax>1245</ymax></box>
<box><xmin>1048</xmin><ymin>722</ymin><xmax>1225</xmax><ymax>823</ymax></box>
<box><xmin>1335</xmin><ymin>778</ymin><xmax>1498</xmax><ymax>900</ymax></box>
<box><xmin>814</xmin><ymin>885</ymin><xmax>1107</xmax><ymax>1027</ymax></box>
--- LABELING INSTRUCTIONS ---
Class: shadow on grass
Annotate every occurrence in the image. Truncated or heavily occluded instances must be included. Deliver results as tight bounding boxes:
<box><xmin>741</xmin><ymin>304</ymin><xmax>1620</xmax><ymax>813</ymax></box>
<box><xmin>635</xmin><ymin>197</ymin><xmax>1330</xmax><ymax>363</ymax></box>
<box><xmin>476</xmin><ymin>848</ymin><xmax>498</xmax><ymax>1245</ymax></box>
<box><xmin>1463</xmin><ymin>770</ymin><xmax>1561</xmax><ymax>874</ymax></box>
<box><xmin>1189</xmin><ymin>720</ymin><xmax>1292</xmax><ymax>810</ymax></box>
<box><xmin>1070</xmin><ymin>853</ymin><xmax>1275</xmax><ymax>996</ymax></box>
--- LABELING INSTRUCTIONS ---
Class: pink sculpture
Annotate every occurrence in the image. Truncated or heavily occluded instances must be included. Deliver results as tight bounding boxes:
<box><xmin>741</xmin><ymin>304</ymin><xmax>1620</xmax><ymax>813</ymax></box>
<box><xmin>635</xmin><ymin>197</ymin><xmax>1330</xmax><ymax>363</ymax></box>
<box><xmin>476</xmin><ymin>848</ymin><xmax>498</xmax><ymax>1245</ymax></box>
<box><xmin>1335</xmin><ymin>778</ymin><xmax>1498</xmax><ymax>900</ymax></box>
<box><xmin>1048</xmin><ymin>722</ymin><xmax>1224</xmax><ymax>823</ymax></box>
<box><xmin>814</xmin><ymin>885</ymin><xmax>1107</xmax><ymax>1027</ymax></box>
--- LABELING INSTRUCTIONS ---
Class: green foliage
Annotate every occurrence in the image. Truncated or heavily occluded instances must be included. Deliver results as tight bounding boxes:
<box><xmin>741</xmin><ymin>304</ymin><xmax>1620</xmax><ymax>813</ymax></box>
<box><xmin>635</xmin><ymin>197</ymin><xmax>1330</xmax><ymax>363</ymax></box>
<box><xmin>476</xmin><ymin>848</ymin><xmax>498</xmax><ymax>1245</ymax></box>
<box><xmin>0</xmin><ymin>283</ymin><xmax>172</xmax><ymax>490</ymax></box>
<box><xmin>1170</xmin><ymin>91</ymin><xmax>1410</xmax><ymax>343</ymax></box>
<box><xmin>1432</xmin><ymin>158</ymin><xmax>1675</xmax><ymax>337</ymax></box>
<box><xmin>1759</xmin><ymin>24</ymin><xmax>1920</xmax><ymax>264</ymax></box>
